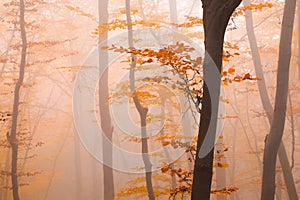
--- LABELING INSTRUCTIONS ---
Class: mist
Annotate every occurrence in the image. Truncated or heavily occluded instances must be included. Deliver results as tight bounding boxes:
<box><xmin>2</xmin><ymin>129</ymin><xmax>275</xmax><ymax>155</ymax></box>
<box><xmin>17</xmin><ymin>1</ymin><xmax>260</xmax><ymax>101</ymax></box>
<box><xmin>0</xmin><ymin>0</ymin><xmax>299</xmax><ymax>200</ymax></box>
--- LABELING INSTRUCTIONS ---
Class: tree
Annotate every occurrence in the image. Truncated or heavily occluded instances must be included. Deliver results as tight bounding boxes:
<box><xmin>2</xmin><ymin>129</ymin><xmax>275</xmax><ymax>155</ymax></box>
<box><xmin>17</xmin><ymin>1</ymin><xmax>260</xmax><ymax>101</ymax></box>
<box><xmin>94</xmin><ymin>2</ymin><xmax>298</xmax><ymax>199</ymax></box>
<box><xmin>169</xmin><ymin>0</ymin><xmax>178</xmax><ymax>26</ymax></box>
<box><xmin>191</xmin><ymin>0</ymin><xmax>242</xmax><ymax>199</ymax></box>
<box><xmin>98</xmin><ymin>0</ymin><xmax>115</xmax><ymax>199</ymax></box>
<box><xmin>215</xmin><ymin>136</ymin><xmax>227</xmax><ymax>200</ymax></box>
<box><xmin>261</xmin><ymin>0</ymin><xmax>297</xmax><ymax>198</ymax></box>
<box><xmin>243</xmin><ymin>0</ymin><xmax>298</xmax><ymax>199</ymax></box>
<box><xmin>6</xmin><ymin>0</ymin><xmax>27</xmax><ymax>199</ymax></box>
<box><xmin>125</xmin><ymin>1</ymin><xmax>155</xmax><ymax>199</ymax></box>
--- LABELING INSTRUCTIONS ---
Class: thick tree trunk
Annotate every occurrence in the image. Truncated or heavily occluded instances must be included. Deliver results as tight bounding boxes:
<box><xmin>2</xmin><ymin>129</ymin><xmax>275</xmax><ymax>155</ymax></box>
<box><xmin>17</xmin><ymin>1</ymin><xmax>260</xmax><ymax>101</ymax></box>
<box><xmin>191</xmin><ymin>1</ymin><xmax>241</xmax><ymax>199</ymax></box>
<box><xmin>126</xmin><ymin>1</ymin><xmax>155</xmax><ymax>199</ymax></box>
<box><xmin>261</xmin><ymin>0</ymin><xmax>296</xmax><ymax>198</ymax></box>
<box><xmin>98</xmin><ymin>0</ymin><xmax>115</xmax><ymax>199</ymax></box>
<box><xmin>243</xmin><ymin>0</ymin><xmax>298</xmax><ymax>199</ymax></box>
<box><xmin>7</xmin><ymin>0</ymin><xmax>27</xmax><ymax>199</ymax></box>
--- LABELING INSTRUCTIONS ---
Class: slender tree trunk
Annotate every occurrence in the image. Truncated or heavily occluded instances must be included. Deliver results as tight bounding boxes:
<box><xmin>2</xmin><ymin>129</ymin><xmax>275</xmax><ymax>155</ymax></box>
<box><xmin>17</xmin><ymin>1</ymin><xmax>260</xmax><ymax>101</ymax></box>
<box><xmin>191</xmin><ymin>1</ymin><xmax>241</xmax><ymax>199</ymax></box>
<box><xmin>2</xmin><ymin>149</ymin><xmax>11</xmax><ymax>200</ymax></box>
<box><xmin>98</xmin><ymin>0</ymin><xmax>115</xmax><ymax>199</ymax></box>
<box><xmin>43</xmin><ymin>124</ymin><xmax>71</xmax><ymax>200</ymax></box>
<box><xmin>92</xmin><ymin>158</ymin><xmax>100</xmax><ymax>199</ymax></box>
<box><xmin>167</xmin><ymin>0</ymin><xmax>178</xmax><ymax>189</ymax></box>
<box><xmin>168</xmin><ymin>0</ymin><xmax>194</xmax><ymax>187</ymax></box>
<box><xmin>0</xmin><ymin>167</ymin><xmax>2</xmax><ymax>198</ymax></box>
<box><xmin>298</xmin><ymin>0</ymin><xmax>300</xmax><ymax>79</ymax></box>
<box><xmin>159</xmin><ymin>92</ymin><xmax>177</xmax><ymax>189</ymax></box>
<box><xmin>229</xmin><ymin>84</ymin><xmax>240</xmax><ymax>200</ymax></box>
<box><xmin>74</xmin><ymin>134</ymin><xmax>83</xmax><ymax>200</ymax></box>
<box><xmin>288</xmin><ymin>92</ymin><xmax>295</xmax><ymax>170</ymax></box>
<box><xmin>6</xmin><ymin>0</ymin><xmax>27</xmax><ymax>199</ymax></box>
<box><xmin>68</xmin><ymin>23</ymin><xmax>83</xmax><ymax>199</ymax></box>
<box><xmin>126</xmin><ymin>1</ymin><xmax>155</xmax><ymax>199</ymax></box>
<box><xmin>278</xmin><ymin>143</ymin><xmax>298</xmax><ymax>200</ymax></box>
<box><xmin>216</xmin><ymin>136</ymin><xmax>226</xmax><ymax>200</ymax></box>
<box><xmin>243</xmin><ymin>0</ymin><xmax>273</xmax><ymax>120</ymax></box>
<box><xmin>243</xmin><ymin>0</ymin><xmax>298</xmax><ymax>199</ymax></box>
<box><xmin>169</xmin><ymin>0</ymin><xmax>178</xmax><ymax>25</ymax></box>
<box><xmin>229</xmin><ymin>119</ymin><xmax>239</xmax><ymax>200</ymax></box>
<box><xmin>261</xmin><ymin>0</ymin><xmax>296</xmax><ymax>198</ymax></box>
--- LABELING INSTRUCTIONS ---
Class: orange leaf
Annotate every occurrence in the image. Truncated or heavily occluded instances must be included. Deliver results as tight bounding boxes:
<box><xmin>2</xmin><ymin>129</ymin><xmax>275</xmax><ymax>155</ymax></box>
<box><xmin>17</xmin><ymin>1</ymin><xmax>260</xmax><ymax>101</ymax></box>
<box><xmin>162</xmin><ymin>141</ymin><xmax>170</xmax><ymax>146</ymax></box>
<box><xmin>228</xmin><ymin>67</ymin><xmax>235</xmax><ymax>75</ymax></box>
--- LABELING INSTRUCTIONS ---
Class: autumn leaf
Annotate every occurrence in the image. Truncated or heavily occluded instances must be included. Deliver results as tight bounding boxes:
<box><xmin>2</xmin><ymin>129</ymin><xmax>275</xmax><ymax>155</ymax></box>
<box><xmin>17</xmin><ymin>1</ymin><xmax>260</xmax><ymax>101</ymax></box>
<box><xmin>161</xmin><ymin>166</ymin><xmax>170</xmax><ymax>173</ymax></box>
<box><xmin>222</xmin><ymin>71</ymin><xmax>228</xmax><ymax>76</ymax></box>
<box><xmin>213</xmin><ymin>163</ymin><xmax>229</xmax><ymax>168</ymax></box>
<box><xmin>162</xmin><ymin>141</ymin><xmax>170</xmax><ymax>146</ymax></box>
<box><xmin>228</xmin><ymin>67</ymin><xmax>235</xmax><ymax>75</ymax></box>
<box><xmin>101</xmin><ymin>45</ymin><xmax>110</xmax><ymax>50</ymax></box>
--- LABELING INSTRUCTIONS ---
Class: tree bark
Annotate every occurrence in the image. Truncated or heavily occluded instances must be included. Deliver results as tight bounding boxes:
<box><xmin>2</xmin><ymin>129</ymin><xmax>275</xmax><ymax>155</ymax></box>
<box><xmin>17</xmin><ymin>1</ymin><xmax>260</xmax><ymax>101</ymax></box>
<box><xmin>98</xmin><ymin>0</ymin><xmax>115</xmax><ymax>199</ymax></box>
<box><xmin>126</xmin><ymin>1</ymin><xmax>155</xmax><ymax>199</ymax></box>
<box><xmin>7</xmin><ymin>0</ymin><xmax>27</xmax><ymax>199</ymax></box>
<box><xmin>243</xmin><ymin>0</ymin><xmax>298</xmax><ymax>199</ymax></box>
<box><xmin>191</xmin><ymin>1</ymin><xmax>241</xmax><ymax>199</ymax></box>
<box><xmin>261</xmin><ymin>0</ymin><xmax>297</xmax><ymax>198</ymax></box>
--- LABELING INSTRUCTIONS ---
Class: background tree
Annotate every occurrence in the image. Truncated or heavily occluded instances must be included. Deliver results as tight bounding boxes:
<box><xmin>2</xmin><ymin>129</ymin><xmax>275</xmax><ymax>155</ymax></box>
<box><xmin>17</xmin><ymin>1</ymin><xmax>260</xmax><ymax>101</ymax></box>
<box><xmin>243</xmin><ymin>0</ymin><xmax>298</xmax><ymax>198</ymax></box>
<box><xmin>125</xmin><ymin>1</ymin><xmax>155</xmax><ymax>199</ymax></box>
<box><xmin>6</xmin><ymin>0</ymin><xmax>27</xmax><ymax>199</ymax></box>
<box><xmin>98</xmin><ymin>0</ymin><xmax>115</xmax><ymax>199</ymax></box>
<box><xmin>261</xmin><ymin>0</ymin><xmax>297</xmax><ymax>198</ymax></box>
<box><xmin>1</xmin><ymin>0</ymin><xmax>299</xmax><ymax>199</ymax></box>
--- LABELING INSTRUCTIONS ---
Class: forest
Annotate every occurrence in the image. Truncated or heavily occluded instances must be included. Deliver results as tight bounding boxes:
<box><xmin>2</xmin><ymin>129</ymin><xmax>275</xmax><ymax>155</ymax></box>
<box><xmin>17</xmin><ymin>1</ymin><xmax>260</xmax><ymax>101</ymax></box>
<box><xmin>0</xmin><ymin>0</ymin><xmax>300</xmax><ymax>199</ymax></box>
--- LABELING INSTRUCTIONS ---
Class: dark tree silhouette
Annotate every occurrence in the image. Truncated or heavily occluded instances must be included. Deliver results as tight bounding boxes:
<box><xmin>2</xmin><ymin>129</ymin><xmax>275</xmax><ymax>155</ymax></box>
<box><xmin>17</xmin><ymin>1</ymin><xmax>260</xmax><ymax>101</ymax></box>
<box><xmin>243</xmin><ymin>0</ymin><xmax>298</xmax><ymax>198</ymax></box>
<box><xmin>7</xmin><ymin>0</ymin><xmax>27</xmax><ymax>199</ymax></box>
<box><xmin>191</xmin><ymin>0</ymin><xmax>242</xmax><ymax>199</ymax></box>
<box><xmin>261</xmin><ymin>0</ymin><xmax>297</xmax><ymax>198</ymax></box>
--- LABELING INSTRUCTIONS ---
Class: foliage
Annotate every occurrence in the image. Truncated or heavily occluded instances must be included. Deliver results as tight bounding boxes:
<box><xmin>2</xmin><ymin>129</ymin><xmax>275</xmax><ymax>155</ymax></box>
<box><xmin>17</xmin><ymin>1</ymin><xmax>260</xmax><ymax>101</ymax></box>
<box><xmin>233</xmin><ymin>2</ymin><xmax>273</xmax><ymax>18</ymax></box>
<box><xmin>0</xmin><ymin>0</ymin><xmax>78</xmax><ymax>196</ymax></box>
<box><xmin>93</xmin><ymin>3</ymin><xmax>273</xmax><ymax>35</ymax></box>
<box><xmin>210</xmin><ymin>187</ymin><xmax>239</xmax><ymax>196</ymax></box>
<box><xmin>104</xmin><ymin>27</ymin><xmax>261</xmax><ymax>199</ymax></box>
<box><xmin>0</xmin><ymin>0</ymin><xmax>283</xmax><ymax>199</ymax></box>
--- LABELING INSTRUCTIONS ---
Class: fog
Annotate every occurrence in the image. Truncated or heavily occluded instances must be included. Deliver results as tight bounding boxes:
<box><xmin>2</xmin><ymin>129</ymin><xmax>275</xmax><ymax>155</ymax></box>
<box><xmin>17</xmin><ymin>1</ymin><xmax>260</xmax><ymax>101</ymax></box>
<box><xmin>0</xmin><ymin>0</ymin><xmax>299</xmax><ymax>199</ymax></box>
